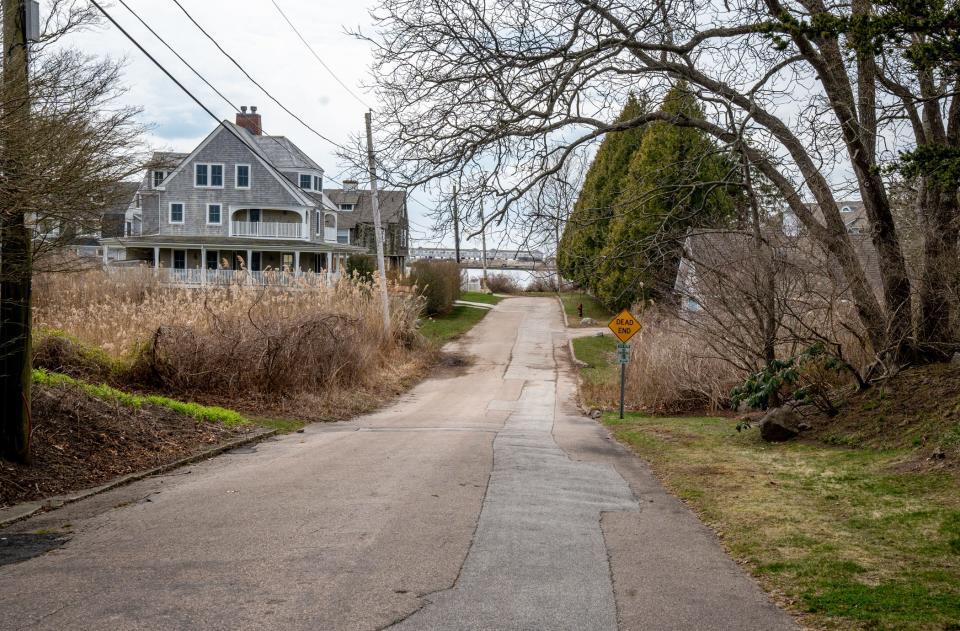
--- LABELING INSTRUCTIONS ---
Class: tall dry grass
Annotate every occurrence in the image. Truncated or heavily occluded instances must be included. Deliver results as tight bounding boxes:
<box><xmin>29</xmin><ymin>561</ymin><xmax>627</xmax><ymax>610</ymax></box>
<box><xmin>32</xmin><ymin>270</ymin><xmax>428</xmax><ymax>421</ymax></box>
<box><xmin>624</xmin><ymin>310</ymin><xmax>742</xmax><ymax>413</ymax></box>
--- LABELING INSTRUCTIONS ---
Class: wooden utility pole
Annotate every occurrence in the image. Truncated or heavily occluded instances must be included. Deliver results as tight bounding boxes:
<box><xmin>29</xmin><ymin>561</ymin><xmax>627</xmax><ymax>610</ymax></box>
<box><xmin>452</xmin><ymin>185</ymin><xmax>461</xmax><ymax>264</ymax></box>
<box><xmin>364</xmin><ymin>110</ymin><xmax>391</xmax><ymax>336</ymax></box>
<box><xmin>0</xmin><ymin>0</ymin><xmax>33</xmax><ymax>463</ymax></box>
<box><xmin>479</xmin><ymin>206</ymin><xmax>489</xmax><ymax>289</ymax></box>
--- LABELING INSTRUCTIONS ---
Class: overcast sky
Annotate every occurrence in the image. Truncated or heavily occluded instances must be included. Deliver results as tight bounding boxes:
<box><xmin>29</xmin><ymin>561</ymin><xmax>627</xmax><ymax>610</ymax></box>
<box><xmin>61</xmin><ymin>0</ymin><xmax>456</xmax><ymax>246</ymax></box>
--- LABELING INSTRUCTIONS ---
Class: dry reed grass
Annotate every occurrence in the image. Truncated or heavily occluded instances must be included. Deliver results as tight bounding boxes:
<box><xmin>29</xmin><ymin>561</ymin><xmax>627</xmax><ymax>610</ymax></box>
<box><xmin>32</xmin><ymin>269</ymin><xmax>429</xmax><ymax>421</ymax></box>
<box><xmin>625</xmin><ymin>310</ymin><xmax>742</xmax><ymax>413</ymax></box>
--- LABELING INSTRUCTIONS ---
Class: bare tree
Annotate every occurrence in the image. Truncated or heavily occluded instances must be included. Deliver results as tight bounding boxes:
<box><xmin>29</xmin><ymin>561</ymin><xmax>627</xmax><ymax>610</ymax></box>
<box><xmin>1</xmin><ymin>1</ymin><xmax>143</xmax><ymax>462</ymax></box>
<box><xmin>360</xmin><ymin>0</ymin><xmax>959</xmax><ymax>365</ymax></box>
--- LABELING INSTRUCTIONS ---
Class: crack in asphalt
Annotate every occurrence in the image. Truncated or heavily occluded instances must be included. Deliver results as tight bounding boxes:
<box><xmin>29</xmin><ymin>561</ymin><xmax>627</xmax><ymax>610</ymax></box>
<box><xmin>389</xmin><ymin>304</ymin><xmax>639</xmax><ymax>631</ymax></box>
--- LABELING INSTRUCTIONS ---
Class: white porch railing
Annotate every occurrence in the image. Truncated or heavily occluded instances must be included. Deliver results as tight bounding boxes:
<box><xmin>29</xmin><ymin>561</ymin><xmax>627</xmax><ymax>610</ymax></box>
<box><xmin>324</xmin><ymin>226</ymin><xmax>338</xmax><ymax>243</ymax></box>
<box><xmin>231</xmin><ymin>220</ymin><xmax>303</xmax><ymax>239</ymax></box>
<box><xmin>107</xmin><ymin>267</ymin><xmax>341</xmax><ymax>288</ymax></box>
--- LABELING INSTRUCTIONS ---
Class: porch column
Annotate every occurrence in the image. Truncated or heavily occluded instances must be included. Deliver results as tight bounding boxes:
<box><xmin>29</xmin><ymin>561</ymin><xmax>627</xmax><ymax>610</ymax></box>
<box><xmin>200</xmin><ymin>246</ymin><xmax>207</xmax><ymax>286</ymax></box>
<box><xmin>102</xmin><ymin>245</ymin><xmax>109</xmax><ymax>266</ymax></box>
<box><xmin>294</xmin><ymin>250</ymin><xmax>300</xmax><ymax>272</ymax></box>
<box><xmin>246</xmin><ymin>249</ymin><xmax>252</xmax><ymax>272</ymax></box>
<box><xmin>153</xmin><ymin>246</ymin><xmax>160</xmax><ymax>269</ymax></box>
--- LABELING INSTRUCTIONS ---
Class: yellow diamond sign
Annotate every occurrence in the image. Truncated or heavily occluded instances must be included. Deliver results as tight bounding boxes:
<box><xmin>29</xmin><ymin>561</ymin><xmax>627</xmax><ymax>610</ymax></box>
<box><xmin>608</xmin><ymin>309</ymin><xmax>642</xmax><ymax>343</ymax></box>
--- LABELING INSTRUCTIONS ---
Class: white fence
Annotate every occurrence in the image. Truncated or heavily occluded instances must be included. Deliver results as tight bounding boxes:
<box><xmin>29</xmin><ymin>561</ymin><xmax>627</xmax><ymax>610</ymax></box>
<box><xmin>107</xmin><ymin>267</ymin><xmax>341</xmax><ymax>288</ymax></box>
<box><xmin>230</xmin><ymin>220</ymin><xmax>303</xmax><ymax>239</ymax></box>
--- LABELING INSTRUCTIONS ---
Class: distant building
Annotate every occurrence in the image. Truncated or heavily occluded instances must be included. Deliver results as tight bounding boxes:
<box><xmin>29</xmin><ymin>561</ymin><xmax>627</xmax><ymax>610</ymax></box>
<box><xmin>410</xmin><ymin>247</ymin><xmax>544</xmax><ymax>263</ymax></box>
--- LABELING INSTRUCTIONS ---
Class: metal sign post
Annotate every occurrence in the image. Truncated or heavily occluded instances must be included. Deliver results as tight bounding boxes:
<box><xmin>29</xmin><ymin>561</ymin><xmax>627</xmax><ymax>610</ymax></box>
<box><xmin>608</xmin><ymin>309</ymin><xmax>642</xmax><ymax>421</ymax></box>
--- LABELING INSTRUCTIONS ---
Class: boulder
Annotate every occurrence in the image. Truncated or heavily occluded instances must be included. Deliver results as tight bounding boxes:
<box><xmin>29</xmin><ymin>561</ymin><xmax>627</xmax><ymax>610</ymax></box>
<box><xmin>589</xmin><ymin>408</ymin><xmax>602</xmax><ymax>419</ymax></box>
<box><xmin>759</xmin><ymin>406</ymin><xmax>801</xmax><ymax>442</ymax></box>
<box><xmin>580</xmin><ymin>317</ymin><xmax>598</xmax><ymax>326</ymax></box>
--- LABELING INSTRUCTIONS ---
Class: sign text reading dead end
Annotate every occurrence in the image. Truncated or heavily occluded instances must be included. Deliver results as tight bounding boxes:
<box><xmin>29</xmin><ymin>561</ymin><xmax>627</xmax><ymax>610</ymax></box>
<box><xmin>608</xmin><ymin>309</ymin><xmax>642</xmax><ymax>343</ymax></box>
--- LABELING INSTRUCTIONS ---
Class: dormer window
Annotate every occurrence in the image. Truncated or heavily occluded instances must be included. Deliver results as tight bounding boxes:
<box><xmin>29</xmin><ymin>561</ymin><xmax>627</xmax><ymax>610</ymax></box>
<box><xmin>299</xmin><ymin>174</ymin><xmax>312</xmax><ymax>190</ymax></box>
<box><xmin>314</xmin><ymin>175</ymin><xmax>322</xmax><ymax>190</ymax></box>
<box><xmin>153</xmin><ymin>170</ymin><xmax>168</xmax><ymax>188</ymax></box>
<box><xmin>339</xmin><ymin>203</ymin><xmax>354</xmax><ymax>212</ymax></box>
<box><xmin>195</xmin><ymin>163</ymin><xmax>224</xmax><ymax>188</ymax></box>
<box><xmin>841</xmin><ymin>205</ymin><xmax>853</xmax><ymax>213</ymax></box>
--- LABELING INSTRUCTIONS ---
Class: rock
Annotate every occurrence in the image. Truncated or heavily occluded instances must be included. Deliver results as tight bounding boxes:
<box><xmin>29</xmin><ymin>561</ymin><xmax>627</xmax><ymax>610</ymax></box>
<box><xmin>590</xmin><ymin>408</ymin><xmax>602</xmax><ymax>419</ymax></box>
<box><xmin>952</xmin><ymin>352</ymin><xmax>960</xmax><ymax>366</ymax></box>
<box><xmin>759</xmin><ymin>406</ymin><xmax>801</xmax><ymax>442</ymax></box>
<box><xmin>931</xmin><ymin>447</ymin><xmax>947</xmax><ymax>460</ymax></box>
<box><xmin>580</xmin><ymin>317</ymin><xmax>598</xmax><ymax>326</ymax></box>
<box><xmin>797</xmin><ymin>421</ymin><xmax>812</xmax><ymax>432</ymax></box>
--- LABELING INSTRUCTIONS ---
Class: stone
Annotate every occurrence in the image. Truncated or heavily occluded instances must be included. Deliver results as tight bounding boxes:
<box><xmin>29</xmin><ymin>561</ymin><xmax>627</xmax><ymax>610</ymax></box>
<box><xmin>580</xmin><ymin>317</ymin><xmax>598</xmax><ymax>326</ymax></box>
<box><xmin>589</xmin><ymin>409</ymin><xmax>602</xmax><ymax>419</ymax></box>
<box><xmin>952</xmin><ymin>352</ymin><xmax>960</xmax><ymax>366</ymax></box>
<box><xmin>759</xmin><ymin>406</ymin><xmax>801</xmax><ymax>442</ymax></box>
<box><xmin>797</xmin><ymin>421</ymin><xmax>812</xmax><ymax>432</ymax></box>
<box><xmin>931</xmin><ymin>447</ymin><xmax>947</xmax><ymax>460</ymax></box>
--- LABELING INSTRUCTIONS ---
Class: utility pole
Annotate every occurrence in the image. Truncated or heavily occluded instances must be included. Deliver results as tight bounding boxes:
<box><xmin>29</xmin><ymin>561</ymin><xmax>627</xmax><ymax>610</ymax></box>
<box><xmin>479</xmin><ymin>205</ymin><xmax>488</xmax><ymax>290</ymax></box>
<box><xmin>0</xmin><ymin>0</ymin><xmax>34</xmax><ymax>463</ymax></box>
<box><xmin>364</xmin><ymin>110</ymin><xmax>391</xmax><ymax>337</ymax></box>
<box><xmin>451</xmin><ymin>185</ymin><xmax>461</xmax><ymax>264</ymax></box>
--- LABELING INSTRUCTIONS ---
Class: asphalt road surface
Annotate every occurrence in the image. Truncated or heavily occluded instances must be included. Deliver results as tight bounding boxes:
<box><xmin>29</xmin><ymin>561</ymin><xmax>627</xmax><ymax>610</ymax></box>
<box><xmin>0</xmin><ymin>297</ymin><xmax>797</xmax><ymax>630</ymax></box>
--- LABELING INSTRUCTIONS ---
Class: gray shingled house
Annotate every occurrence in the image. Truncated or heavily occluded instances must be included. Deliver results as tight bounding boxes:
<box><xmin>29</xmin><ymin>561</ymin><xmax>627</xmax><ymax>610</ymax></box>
<box><xmin>102</xmin><ymin>107</ymin><xmax>379</xmax><ymax>282</ymax></box>
<box><xmin>323</xmin><ymin>180</ymin><xmax>409</xmax><ymax>272</ymax></box>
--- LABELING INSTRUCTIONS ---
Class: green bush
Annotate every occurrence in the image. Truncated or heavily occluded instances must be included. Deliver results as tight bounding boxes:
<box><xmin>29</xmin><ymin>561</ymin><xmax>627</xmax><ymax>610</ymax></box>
<box><xmin>345</xmin><ymin>254</ymin><xmax>376</xmax><ymax>282</ymax></box>
<box><xmin>409</xmin><ymin>260</ymin><xmax>462</xmax><ymax>315</ymax></box>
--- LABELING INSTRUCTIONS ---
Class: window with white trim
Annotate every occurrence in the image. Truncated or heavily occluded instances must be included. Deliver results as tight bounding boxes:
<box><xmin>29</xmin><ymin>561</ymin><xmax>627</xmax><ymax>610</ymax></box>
<box><xmin>173</xmin><ymin>250</ymin><xmax>186</xmax><ymax>269</ymax></box>
<box><xmin>339</xmin><ymin>203</ymin><xmax>354</xmax><ymax>212</ymax></box>
<box><xmin>207</xmin><ymin>203</ymin><xmax>221</xmax><ymax>225</ymax></box>
<box><xmin>314</xmin><ymin>175</ymin><xmax>322</xmax><ymax>191</ymax></box>
<box><xmin>337</xmin><ymin>228</ymin><xmax>350</xmax><ymax>244</ymax></box>
<box><xmin>299</xmin><ymin>173</ymin><xmax>312</xmax><ymax>190</ymax></box>
<box><xmin>153</xmin><ymin>170</ymin><xmax>168</xmax><ymax>188</ymax></box>
<box><xmin>169</xmin><ymin>202</ymin><xmax>184</xmax><ymax>224</ymax></box>
<box><xmin>235</xmin><ymin>164</ymin><xmax>250</xmax><ymax>189</ymax></box>
<box><xmin>195</xmin><ymin>163</ymin><xmax>224</xmax><ymax>188</ymax></box>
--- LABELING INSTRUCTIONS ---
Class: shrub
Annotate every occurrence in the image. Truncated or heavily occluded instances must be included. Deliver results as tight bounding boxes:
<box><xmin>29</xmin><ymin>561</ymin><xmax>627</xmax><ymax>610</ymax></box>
<box><xmin>485</xmin><ymin>273</ymin><xmax>520</xmax><ymax>294</ymax></box>
<box><xmin>346</xmin><ymin>254</ymin><xmax>376</xmax><ymax>282</ymax></box>
<box><xmin>526</xmin><ymin>274</ymin><xmax>559</xmax><ymax>292</ymax></box>
<box><xmin>409</xmin><ymin>260</ymin><xmax>462</xmax><ymax>315</ymax></box>
<box><xmin>31</xmin><ymin>270</ymin><xmax>428</xmax><ymax>421</ymax></box>
<box><xmin>624</xmin><ymin>310</ymin><xmax>742</xmax><ymax>413</ymax></box>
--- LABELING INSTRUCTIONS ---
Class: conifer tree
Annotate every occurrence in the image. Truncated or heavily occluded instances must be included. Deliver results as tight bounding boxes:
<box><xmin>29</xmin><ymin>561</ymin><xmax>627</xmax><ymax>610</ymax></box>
<box><xmin>557</xmin><ymin>94</ymin><xmax>648</xmax><ymax>293</ymax></box>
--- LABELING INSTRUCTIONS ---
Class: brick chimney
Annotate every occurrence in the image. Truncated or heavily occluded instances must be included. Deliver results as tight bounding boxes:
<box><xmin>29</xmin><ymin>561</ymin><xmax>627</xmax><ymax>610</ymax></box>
<box><xmin>343</xmin><ymin>179</ymin><xmax>358</xmax><ymax>191</ymax></box>
<box><xmin>236</xmin><ymin>106</ymin><xmax>262</xmax><ymax>135</ymax></box>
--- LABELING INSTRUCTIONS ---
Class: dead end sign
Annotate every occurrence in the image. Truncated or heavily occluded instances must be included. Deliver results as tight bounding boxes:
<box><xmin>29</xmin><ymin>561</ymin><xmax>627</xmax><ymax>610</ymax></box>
<box><xmin>608</xmin><ymin>309</ymin><xmax>642</xmax><ymax>343</ymax></box>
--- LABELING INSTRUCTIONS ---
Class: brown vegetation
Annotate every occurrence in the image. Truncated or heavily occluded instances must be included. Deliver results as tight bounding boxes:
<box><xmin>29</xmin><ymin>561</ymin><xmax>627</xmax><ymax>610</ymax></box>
<box><xmin>0</xmin><ymin>383</ymin><xmax>254</xmax><ymax>508</ymax></box>
<box><xmin>408</xmin><ymin>260</ymin><xmax>462</xmax><ymax>314</ymax></box>
<box><xmin>32</xmin><ymin>270</ymin><xmax>430</xmax><ymax>422</ymax></box>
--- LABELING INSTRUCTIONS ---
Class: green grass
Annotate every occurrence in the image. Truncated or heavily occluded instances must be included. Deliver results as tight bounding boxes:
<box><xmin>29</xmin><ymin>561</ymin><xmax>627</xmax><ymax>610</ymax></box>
<box><xmin>603</xmin><ymin>412</ymin><xmax>960</xmax><ymax>630</ymax></box>
<box><xmin>559</xmin><ymin>292</ymin><xmax>613</xmax><ymax>327</ymax></box>
<box><xmin>460</xmin><ymin>291</ymin><xmax>503</xmax><ymax>305</ymax></box>
<box><xmin>251</xmin><ymin>416</ymin><xmax>306</xmax><ymax>434</ymax></box>
<box><xmin>572</xmin><ymin>335</ymin><xmax>619</xmax><ymax>387</ymax></box>
<box><xmin>419</xmin><ymin>305</ymin><xmax>490</xmax><ymax>344</ymax></box>
<box><xmin>33</xmin><ymin>368</ymin><xmax>248</xmax><ymax>427</ymax></box>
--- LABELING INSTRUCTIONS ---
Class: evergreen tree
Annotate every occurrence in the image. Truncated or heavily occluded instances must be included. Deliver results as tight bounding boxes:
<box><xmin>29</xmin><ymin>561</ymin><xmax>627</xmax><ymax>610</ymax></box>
<box><xmin>594</xmin><ymin>84</ymin><xmax>738</xmax><ymax>310</ymax></box>
<box><xmin>557</xmin><ymin>94</ymin><xmax>648</xmax><ymax>293</ymax></box>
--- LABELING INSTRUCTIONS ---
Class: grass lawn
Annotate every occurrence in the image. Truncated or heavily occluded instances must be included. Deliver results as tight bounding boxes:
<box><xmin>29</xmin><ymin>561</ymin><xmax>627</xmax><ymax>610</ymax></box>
<box><xmin>572</xmin><ymin>335</ymin><xmax>619</xmax><ymax>407</ymax></box>
<box><xmin>559</xmin><ymin>292</ymin><xmax>613</xmax><ymax>327</ymax></box>
<box><xmin>604</xmin><ymin>413</ymin><xmax>960</xmax><ymax>630</ymax></box>
<box><xmin>419</xmin><ymin>305</ymin><xmax>490</xmax><ymax>344</ymax></box>
<box><xmin>460</xmin><ymin>291</ymin><xmax>504</xmax><ymax>305</ymax></box>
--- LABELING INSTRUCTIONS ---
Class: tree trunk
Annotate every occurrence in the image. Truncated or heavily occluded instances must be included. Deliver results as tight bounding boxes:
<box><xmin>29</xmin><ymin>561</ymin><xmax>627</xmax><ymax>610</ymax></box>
<box><xmin>918</xmin><ymin>182</ymin><xmax>960</xmax><ymax>354</ymax></box>
<box><xmin>0</xmin><ymin>0</ymin><xmax>33</xmax><ymax>463</ymax></box>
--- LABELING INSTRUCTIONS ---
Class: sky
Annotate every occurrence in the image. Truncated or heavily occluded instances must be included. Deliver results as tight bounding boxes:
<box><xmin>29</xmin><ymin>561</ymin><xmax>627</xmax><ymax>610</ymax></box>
<box><xmin>59</xmin><ymin>0</ymin><xmax>455</xmax><ymax>247</ymax></box>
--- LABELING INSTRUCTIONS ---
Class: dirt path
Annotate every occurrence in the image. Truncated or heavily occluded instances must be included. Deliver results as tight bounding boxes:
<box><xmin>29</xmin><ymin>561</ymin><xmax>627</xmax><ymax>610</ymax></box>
<box><xmin>0</xmin><ymin>297</ymin><xmax>795</xmax><ymax>630</ymax></box>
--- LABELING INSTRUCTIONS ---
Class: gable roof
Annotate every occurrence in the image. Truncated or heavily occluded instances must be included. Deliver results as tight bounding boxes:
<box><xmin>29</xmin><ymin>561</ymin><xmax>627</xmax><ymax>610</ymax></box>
<box><xmin>156</xmin><ymin>122</ymin><xmax>316</xmax><ymax>207</ymax></box>
<box><xmin>321</xmin><ymin>188</ymin><xmax>407</xmax><ymax>229</ymax></box>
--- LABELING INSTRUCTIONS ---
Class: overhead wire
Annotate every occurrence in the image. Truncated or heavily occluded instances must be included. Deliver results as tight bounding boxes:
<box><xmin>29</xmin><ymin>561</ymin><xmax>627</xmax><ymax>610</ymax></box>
<box><xmin>267</xmin><ymin>0</ymin><xmax>372</xmax><ymax>110</ymax></box>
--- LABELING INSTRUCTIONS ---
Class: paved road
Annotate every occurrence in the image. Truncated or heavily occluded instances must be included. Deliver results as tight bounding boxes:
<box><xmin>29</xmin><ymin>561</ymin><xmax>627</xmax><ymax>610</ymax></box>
<box><xmin>0</xmin><ymin>298</ymin><xmax>797</xmax><ymax>630</ymax></box>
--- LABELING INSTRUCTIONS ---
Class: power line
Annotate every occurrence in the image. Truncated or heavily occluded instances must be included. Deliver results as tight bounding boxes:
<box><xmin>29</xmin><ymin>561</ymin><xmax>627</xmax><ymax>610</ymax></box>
<box><xmin>268</xmin><ymin>0</ymin><xmax>372</xmax><ymax>110</ymax></box>
<box><xmin>89</xmin><ymin>0</ymin><xmax>336</xmax><ymax>203</ymax></box>
<box><xmin>114</xmin><ymin>0</ymin><xmax>352</xmax><ymax>190</ymax></box>
<box><xmin>168</xmin><ymin>0</ymin><xmax>353</xmax><ymax>155</ymax></box>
